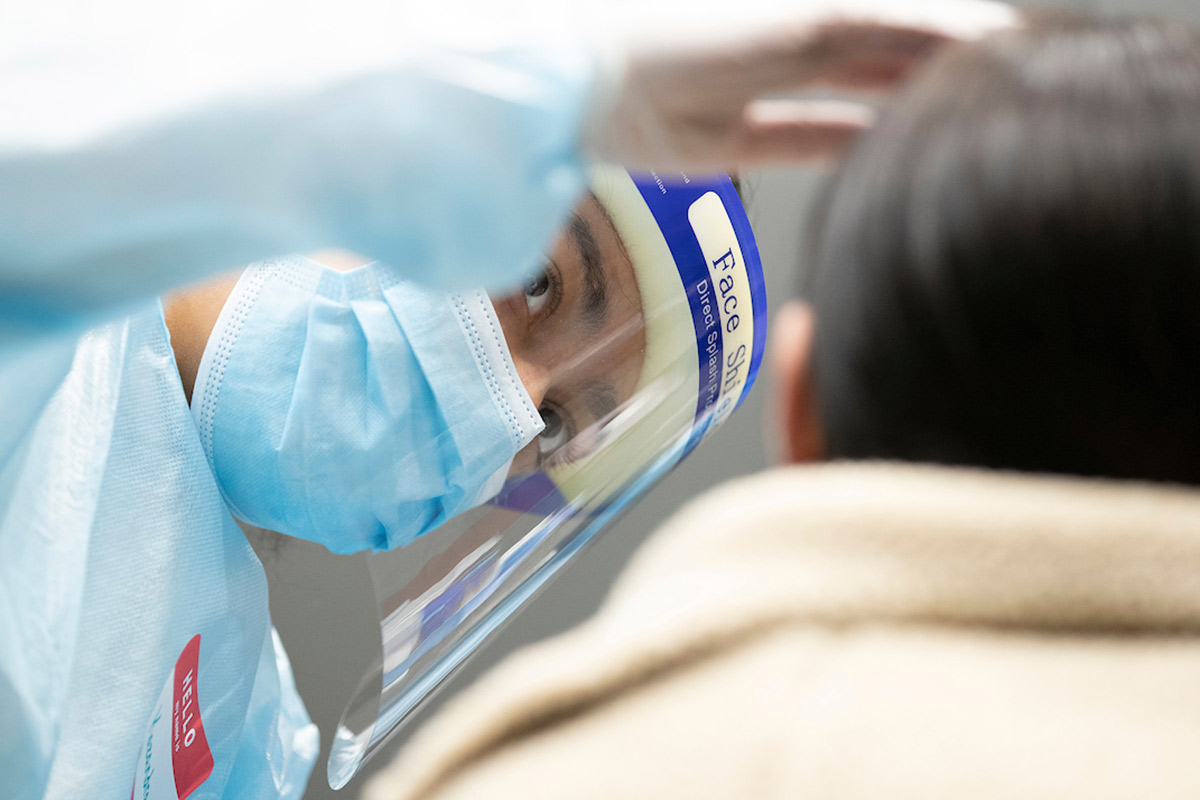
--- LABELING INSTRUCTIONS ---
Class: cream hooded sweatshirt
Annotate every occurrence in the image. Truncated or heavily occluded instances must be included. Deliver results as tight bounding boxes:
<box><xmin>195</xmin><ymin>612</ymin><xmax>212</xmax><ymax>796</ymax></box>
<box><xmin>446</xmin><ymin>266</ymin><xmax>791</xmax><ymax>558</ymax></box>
<box><xmin>366</xmin><ymin>463</ymin><xmax>1200</xmax><ymax>800</ymax></box>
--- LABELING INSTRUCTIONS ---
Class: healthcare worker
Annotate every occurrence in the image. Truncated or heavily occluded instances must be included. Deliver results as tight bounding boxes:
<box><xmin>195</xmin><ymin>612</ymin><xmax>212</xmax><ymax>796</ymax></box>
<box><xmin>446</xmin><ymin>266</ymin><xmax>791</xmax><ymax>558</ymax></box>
<box><xmin>0</xmin><ymin>2</ymin><xmax>1017</xmax><ymax>798</ymax></box>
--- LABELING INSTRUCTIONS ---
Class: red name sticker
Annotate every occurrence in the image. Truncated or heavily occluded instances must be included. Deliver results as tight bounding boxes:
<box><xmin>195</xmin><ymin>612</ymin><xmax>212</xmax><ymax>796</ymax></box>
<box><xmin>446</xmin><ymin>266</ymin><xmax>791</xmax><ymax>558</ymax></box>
<box><xmin>131</xmin><ymin>634</ymin><xmax>215</xmax><ymax>800</ymax></box>
<box><xmin>171</xmin><ymin>635</ymin><xmax>214</xmax><ymax>799</ymax></box>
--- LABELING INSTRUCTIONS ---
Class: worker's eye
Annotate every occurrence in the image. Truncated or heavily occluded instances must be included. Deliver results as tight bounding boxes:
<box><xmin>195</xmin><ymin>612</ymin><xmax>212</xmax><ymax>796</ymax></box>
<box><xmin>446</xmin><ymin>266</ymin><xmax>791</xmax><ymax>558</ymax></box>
<box><xmin>523</xmin><ymin>270</ymin><xmax>550</xmax><ymax>314</ymax></box>
<box><xmin>536</xmin><ymin>404</ymin><xmax>574</xmax><ymax>460</ymax></box>
<box><xmin>523</xmin><ymin>263</ymin><xmax>561</xmax><ymax>318</ymax></box>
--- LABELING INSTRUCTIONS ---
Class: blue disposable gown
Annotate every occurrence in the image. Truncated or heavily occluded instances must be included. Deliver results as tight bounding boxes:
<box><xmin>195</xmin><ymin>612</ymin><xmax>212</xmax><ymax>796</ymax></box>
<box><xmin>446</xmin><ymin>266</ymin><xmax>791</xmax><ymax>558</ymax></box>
<box><xmin>0</xmin><ymin>6</ymin><xmax>592</xmax><ymax>796</ymax></box>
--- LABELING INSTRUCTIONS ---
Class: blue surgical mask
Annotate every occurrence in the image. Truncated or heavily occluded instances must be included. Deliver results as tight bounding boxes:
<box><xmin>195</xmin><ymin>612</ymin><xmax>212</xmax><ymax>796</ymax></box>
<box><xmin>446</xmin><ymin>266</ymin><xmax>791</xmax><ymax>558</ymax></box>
<box><xmin>191</xmin><ymin>256</ymin><xmax>544</xmax><ymax>553</ymax></box>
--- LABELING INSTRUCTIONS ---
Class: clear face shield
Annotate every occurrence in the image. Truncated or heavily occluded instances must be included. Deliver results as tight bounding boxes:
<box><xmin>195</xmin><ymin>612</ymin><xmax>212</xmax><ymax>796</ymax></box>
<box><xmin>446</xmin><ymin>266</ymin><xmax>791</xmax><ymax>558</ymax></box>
<box><xmin>325</xmin><ymin>167</ymin><xmax>766</xmax><ymax>789</ymax></box>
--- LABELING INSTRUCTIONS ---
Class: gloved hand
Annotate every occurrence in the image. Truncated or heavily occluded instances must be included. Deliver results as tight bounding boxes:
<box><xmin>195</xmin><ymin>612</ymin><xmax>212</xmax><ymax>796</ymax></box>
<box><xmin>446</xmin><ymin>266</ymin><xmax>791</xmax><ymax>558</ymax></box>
<box><xmin>582</xmin><ymin>0</ymin><xmax>1019</xmax><ymax>171</ymax></box>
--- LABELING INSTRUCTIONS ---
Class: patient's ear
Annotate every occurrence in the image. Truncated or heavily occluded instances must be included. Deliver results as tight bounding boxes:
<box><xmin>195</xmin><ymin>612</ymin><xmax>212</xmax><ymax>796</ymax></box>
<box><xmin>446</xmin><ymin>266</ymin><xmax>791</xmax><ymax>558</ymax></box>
<box><xmin>769</xmin><ymin>301</ymin><xmax>824</xmax><ymax>464</ymax></box>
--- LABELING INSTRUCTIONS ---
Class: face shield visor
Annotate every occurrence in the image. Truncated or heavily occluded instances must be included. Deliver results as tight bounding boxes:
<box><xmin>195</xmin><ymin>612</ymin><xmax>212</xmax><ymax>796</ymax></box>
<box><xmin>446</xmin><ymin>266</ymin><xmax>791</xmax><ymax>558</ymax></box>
<box><xmin>326</xmin><ymin>166</ymin><xmax>767</xmax><ymax>789</ymax></box>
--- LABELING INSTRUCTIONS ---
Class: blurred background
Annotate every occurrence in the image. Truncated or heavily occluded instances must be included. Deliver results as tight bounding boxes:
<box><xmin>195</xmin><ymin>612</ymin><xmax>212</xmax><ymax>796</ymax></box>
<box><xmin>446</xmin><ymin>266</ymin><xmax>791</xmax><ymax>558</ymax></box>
<box><xmin>249</xmin><ymin>0</ymin><xmax>1200</xmax><ymax>795</ymax></box>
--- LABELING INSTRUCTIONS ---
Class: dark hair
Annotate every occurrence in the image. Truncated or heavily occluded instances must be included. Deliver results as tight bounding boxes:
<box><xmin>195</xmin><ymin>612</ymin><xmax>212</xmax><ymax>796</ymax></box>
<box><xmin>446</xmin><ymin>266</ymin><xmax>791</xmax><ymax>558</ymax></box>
<box><xmin>808</xmin><ymin>16</ymin><xmax>1200</xmax><ymax>485</ymax></box>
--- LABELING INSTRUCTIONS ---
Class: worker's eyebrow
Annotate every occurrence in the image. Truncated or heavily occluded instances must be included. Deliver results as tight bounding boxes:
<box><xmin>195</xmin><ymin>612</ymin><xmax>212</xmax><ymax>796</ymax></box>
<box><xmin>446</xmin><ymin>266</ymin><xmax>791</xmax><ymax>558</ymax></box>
<box><xmin>568</xmin><ymin>212</ymin><xmax>608</xmax><ymax>335</ymax></box>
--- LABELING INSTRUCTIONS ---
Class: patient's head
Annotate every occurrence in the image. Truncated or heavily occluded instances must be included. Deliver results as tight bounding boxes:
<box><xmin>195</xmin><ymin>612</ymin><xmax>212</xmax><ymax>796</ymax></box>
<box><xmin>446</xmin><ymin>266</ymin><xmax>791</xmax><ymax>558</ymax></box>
<box><xmin>775</xmin><ymin>16</ymin><xmax>1200</xmax><ymax>484</ymax></box>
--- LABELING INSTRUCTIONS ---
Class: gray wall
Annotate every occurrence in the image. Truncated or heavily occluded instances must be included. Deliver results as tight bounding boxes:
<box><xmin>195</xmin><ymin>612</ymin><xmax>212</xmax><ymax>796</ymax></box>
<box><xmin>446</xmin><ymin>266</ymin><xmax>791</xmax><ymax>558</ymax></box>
<box><xmin>260</xmin><ymin>0</ymin><xmax>1200</xmax><ymax>796</ymax></box>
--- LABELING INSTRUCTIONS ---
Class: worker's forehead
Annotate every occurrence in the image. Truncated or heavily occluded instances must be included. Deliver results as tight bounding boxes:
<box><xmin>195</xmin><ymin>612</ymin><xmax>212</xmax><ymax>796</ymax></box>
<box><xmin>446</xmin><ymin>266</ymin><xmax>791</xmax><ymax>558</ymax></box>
<box><xmin>577</xmin><ymin>191</ymin><xmax>643</xmax><ymax>319</ymax></box>
<box><xmin>557</xmin><ymin>194</ymin><xmax>644</xmax><ymax>366</ymax></box>
<box><xmin>541</xmin><ymin>198</ymin><xmax>644</xmax><ymax>423</ymax></box>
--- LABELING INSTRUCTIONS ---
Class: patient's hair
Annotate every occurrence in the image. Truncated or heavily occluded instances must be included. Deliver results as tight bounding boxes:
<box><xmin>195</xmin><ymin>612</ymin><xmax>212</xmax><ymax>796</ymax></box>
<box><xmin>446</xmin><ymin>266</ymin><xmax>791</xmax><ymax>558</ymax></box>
<box><xmin>808</xmin><ymin>15</ymin><xmax>1200</xmax><ymax>485</ymax></box>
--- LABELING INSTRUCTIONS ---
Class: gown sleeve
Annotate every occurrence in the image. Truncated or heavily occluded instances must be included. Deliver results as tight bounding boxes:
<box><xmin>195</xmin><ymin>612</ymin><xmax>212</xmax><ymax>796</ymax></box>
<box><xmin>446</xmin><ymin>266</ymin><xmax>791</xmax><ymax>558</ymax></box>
<box><xmin>0</xmin><ymin>0</ymin><xmax>595</xmax><ymax>463</ymax></box>
<box><xmin>0</xmin><ymin>0</ymin><xmax>594</xmax><ymax>339</ymax></box>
